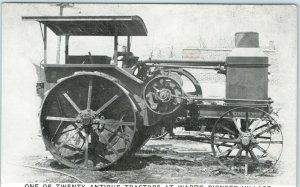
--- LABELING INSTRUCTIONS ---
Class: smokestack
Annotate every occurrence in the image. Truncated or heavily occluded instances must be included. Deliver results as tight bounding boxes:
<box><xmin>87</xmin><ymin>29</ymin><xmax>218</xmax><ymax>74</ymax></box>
<box><xmin>235</xmin><ymin>32</ymin><xmax>259</xmax><ymax>48</ymax></box>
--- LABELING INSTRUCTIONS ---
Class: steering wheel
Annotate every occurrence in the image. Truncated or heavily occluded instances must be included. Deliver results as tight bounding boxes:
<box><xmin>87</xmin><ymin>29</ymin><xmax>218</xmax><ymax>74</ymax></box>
<box><xmin>81</xmin><ymin>52</ymin><xmax>94</xmax><ymax>64</ymax></box>
<box><xmin>88</xmin><ymin>52</ymin><xmax>94</xmax><ymax>64</ymax></box>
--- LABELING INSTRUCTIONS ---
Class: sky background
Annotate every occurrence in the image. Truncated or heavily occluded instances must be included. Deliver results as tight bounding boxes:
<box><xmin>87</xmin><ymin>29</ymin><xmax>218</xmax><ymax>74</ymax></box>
<box><xmin>1</xmin><ymin>3</ymin><xmax>297</xmax><ymax>184</ymax></box>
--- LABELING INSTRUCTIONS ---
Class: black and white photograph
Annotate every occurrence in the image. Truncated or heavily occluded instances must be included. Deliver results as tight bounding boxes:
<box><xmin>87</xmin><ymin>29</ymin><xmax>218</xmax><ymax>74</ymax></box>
<box><xmin>1</xmin><ymin>3</ymin><xmax>297</xmax><ymax>186</ymax></box>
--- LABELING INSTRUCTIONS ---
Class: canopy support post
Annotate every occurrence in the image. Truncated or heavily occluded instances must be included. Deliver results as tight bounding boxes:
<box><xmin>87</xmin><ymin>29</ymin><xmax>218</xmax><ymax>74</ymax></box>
<box><xmin>65</xmin><ymin>35</ymin><xmax>69</xmax><ymax>64</ymax></box>
<box><xmin>113</xmin><ymin>35</ymin><xmax>118</xmax><ymax>65</ymax></box>
<box><xmin>127</xmin><ymin>36</ymin><xmax>131</xmax><ymax>52</ymax></box>
<box><xmin>43</xmin><ymin>24</ymin><xmax>47</xmax><ymax>64</ymax></box>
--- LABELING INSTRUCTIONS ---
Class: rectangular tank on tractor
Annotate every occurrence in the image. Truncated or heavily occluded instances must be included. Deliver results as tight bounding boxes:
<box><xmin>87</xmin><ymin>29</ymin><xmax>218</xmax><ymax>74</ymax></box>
<box><xmin>225</xmin><ymin>32</ymin><xmax>269</xmax><ymax>101</ymax></box>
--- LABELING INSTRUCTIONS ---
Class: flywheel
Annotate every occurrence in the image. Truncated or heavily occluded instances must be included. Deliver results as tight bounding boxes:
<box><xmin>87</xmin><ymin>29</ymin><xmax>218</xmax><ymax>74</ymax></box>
<box><xmin>143</xmin><ymin>75</ymin><xmax>184</xmax><ymax>115</ymax></box>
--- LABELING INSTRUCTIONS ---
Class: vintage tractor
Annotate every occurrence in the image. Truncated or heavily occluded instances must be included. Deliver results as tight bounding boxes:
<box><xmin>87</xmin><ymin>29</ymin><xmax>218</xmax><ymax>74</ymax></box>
<box><xmin>23</xmin><ymin>15</ymin><xmax>283</xmax><ymax>176</ymax></box>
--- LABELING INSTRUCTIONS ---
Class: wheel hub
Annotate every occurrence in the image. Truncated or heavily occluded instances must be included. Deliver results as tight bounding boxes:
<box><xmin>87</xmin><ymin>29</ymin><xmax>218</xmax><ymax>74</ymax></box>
<box><xmin>240</xmin><ymin>132</ymin><xmax>254</xmax><ymax>146</ymax></box>
<box><xmin>79</xmin><ymin>110</ymin><xmax>96</xmax><ymax>126</ymax></box>
<box><xmin>158</xmin><ymin>89</ymin><xmax>172</xmax><ymax>102</ymax></box>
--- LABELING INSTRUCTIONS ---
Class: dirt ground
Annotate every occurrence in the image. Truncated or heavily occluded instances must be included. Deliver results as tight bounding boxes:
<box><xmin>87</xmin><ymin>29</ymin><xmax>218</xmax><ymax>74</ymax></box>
<box><xmin>3</xmin><ymin>132</ymin><xmax>285</xmax><ymax>184</ymax></box>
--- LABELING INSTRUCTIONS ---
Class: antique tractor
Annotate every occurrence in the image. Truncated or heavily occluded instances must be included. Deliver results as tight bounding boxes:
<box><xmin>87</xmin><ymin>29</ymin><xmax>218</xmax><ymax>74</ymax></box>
<box><xmin>23</xmin><ymin>15</ymin><xmax>283</xmax><ymax>176</ymax></box>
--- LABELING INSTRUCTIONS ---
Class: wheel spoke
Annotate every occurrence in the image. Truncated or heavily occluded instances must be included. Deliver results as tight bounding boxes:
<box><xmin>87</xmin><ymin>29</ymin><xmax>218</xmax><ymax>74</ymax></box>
<box><xmin>63</xmin><ymin>93</ymin><xmax>81</xmax><ymax>113</ymax></box>
<box><xmin>257</xmin><ymin>140</ymin><xmax>283</xmax><ymax>144</ymax></box>
<box><xmin>50</xmin><ymin>94</ymin><xmax>69</xmax><ymax>141</ymax></box>
<box><xmin>253</xmin><ymin>122</ymin><xmax>268</xmax><ymax>132</ymax></box>
<box><xmin>250</xmin><ymin>119</ymin><xmax>262</xmax><ymax>133</ymax></box>
<box><xmin>250</xmin><ymin>113</ymin><xmax>267</xmax><ymax>133</ymax></box>
<box><xmin>84</xmin><ymin>131</ymin><xmax>89</xmax><ymax>167</ymax></box>
<box><xmin>248</xmin><ymin>119</ymin><xmax>255</xmax><ymax>127</ymax></box>
<box><xmin>255</xmin><ymin>124</ymin><xmax>278</xmax><ymax>137</ymax></box>
<box><xmin>233</xmin><ymin>148</ymin><xmax>243</xmax><ymax>163</ymax></box>
<box><xmin>51</xmin><ymin>121</ymin><xmax>64</xmax><ymax>141</ymax></box>
<box><xmin>46</xmin><ymin>116</ymin><xmax>77</xmax><ymax>122</ymax></box>
<box><xmin>222</xmin><ymin>126</ymin><xmax>236</xmax><ymax>135</ymax></box>
<box><xmin>215</xmin><ymin>138</ymin><xmax>240</xmax><ymax>143</ymax></box>
<box><xmin>230</xmin><ymin>113</ymin><xmax>242</xmax><ymax>134</ymax></box>
<box><xmin>216</xmin><ymin>145</ymin><xmax>222</xmax><ymax>153</ymax></box>
<box><xmin>98</xmin><ymin>119</ymin><xmax>135</xmax><ymax>126</ymax></box>
<box><xmin>215</xmin><ymin>142</ymin><xmax>235</xmax><ymax>148</ymax></box>
<box><xmin>87</xmin><ymin>78</ymin><xmax>93</xmax><ymax>110</ymax></box>
<box><xmin>249</xmin><ymin>149</ymin><xmax>259</xmax><ymax>163</ymax></box>
<box><xmin>256</xmin><ymin>135</ymin><xmax>271</xmax><ymax>139</ymax></box>
<box><xmin>226</xmin><ymin>150</ymin><xmax>233</xmax><ymax>157</ymax></box>
<box><xmin>95</xmin><ymin>94</ymin><xmax>121</xmax><ymax>115</ymax></box>
<box><xmin>217</xmin><ymin>145</ymin><xmax>237</xmax><ymax>157</ymax></box>
<box><xmin>232</xmin><ymin>118</ymin><xmax>242</xmax><ymax>134</ymax></box>
<box><xmin>54</xmin><ymin>127</ymin><xmax>77</xmax><ymax>138</ymax></box>
<box><xmin>218</xmin><ymin>149</ymin><xmax>231</xmax><ymax>158</ymax></box>
<box><xmin>215</xmin><ymin>142</ymin><xmax>234</xmax><ymax>157</ymax></box>
<box><xmin>56</xmin><ymin>94</ymin><xmax>64</xmax><ymax>115</ymax></box>
<box><xmin>255</xmin><ymin>145</ymin><xmax>277</xmax><ymax>160</ymax></box>
<box><xmin>245</xmin><ymin>151</ymin><xmax>249</xmax><ymax>176</ymax></box>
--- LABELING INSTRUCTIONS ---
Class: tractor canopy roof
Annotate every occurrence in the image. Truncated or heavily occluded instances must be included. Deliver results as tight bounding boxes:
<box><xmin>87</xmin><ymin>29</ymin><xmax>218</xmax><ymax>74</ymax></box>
<box><xmin>22</xmin><ymin>15</ymin><xmax>148</xmax><ymax>36</ymax></box>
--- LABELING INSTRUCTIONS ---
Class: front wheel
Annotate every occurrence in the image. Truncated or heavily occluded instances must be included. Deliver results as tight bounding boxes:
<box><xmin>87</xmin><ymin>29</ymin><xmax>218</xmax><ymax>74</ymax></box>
<box><xmin>211</xmin><ymin>106</ymin><xmax>283</xmax><ymax>176</ymax></box>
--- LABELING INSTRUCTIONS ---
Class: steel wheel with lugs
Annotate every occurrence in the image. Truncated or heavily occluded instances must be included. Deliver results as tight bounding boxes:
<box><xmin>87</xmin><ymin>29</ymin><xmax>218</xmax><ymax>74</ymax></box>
<box><xmin>40</xmin><ymin>72</ymin><xmax>137</xmax><ymax>170</ymax></box>
<box><xmin>211</xmin><ymin>106</ymin><xmax>283</xmax><ymax>176</ymax></box>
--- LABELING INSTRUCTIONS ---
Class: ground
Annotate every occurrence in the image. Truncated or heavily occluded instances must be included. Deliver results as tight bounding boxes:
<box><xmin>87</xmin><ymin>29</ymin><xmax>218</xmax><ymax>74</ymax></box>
<box><xmin>3</xmin><ymin>132</ymin><xmax>285</xmax><ymax>184</ymax></box>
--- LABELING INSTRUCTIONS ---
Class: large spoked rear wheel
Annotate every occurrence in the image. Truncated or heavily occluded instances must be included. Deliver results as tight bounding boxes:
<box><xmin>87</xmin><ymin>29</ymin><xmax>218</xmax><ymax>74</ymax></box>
<box><xmin>211</xmin><ymin>106</ymin><xmax>283</xmax><ymax>176</ymax></box>
<box><xmin>40</xmin><ymin>72</ymin><xmax>137</xmax><ymax>170</ymax></box>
